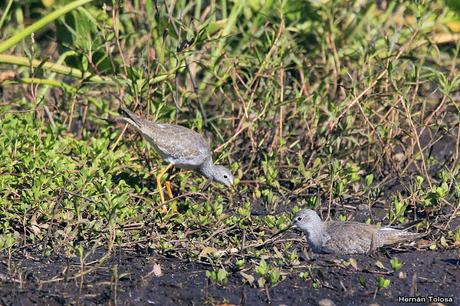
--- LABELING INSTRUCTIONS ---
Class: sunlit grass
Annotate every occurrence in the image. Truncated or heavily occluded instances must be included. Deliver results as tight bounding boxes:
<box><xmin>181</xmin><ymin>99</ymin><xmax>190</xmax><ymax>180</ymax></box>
<box><xmin>0</xmin><ymin>0</ymin><xmax>459</xmax><ymax>290</ymax></box>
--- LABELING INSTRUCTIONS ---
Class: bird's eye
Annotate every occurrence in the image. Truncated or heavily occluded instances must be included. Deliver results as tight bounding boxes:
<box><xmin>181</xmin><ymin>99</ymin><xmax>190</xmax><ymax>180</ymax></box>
<box><xmin>223</xmin><ymin>175</ymin><xmax>228</xmax><ymax>178</ymax></box>
<box><xmin>296</xmin><ymin>217</ymin><xmax>302</xmax><ymax>221</ymax></box>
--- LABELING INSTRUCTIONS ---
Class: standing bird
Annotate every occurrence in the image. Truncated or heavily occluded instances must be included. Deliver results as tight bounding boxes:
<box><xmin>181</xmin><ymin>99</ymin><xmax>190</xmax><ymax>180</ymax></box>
<box><xmin>292</xmin><ymin>209</ymin><xmax>425</xmax><ymax>255</ymax></box>
<box><xmin>119</xmin><ymin>104</ymin><xmax>233</xmax><ymax>203</ymax></box>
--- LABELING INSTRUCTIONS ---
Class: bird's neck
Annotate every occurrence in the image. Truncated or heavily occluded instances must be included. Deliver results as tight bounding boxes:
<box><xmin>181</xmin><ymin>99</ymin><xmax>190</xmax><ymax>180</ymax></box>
<box><xmin>304</xmin><ymin>222</ymin><xmax>328</xmax><ymax>250</ymax></box>
<box><xmin>200</xmin><ymin>157</ymin><xmax>215</xmax><ymax>179</ymax></box>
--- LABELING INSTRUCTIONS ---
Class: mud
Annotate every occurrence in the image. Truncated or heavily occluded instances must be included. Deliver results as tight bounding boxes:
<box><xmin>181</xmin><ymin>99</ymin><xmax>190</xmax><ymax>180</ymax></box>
<box><xmin>0</xmin><ymin>248</ymin><xmax>458</xmax><ymax>306</ymax></box>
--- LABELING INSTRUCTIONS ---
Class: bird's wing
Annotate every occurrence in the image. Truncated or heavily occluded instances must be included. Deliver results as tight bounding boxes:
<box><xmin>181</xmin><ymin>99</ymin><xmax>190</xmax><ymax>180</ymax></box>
<box><xmin>140</xmin><ymin>123</ymin><xmax>211</xmax><ymax>166</ymax></box>
<box><xmin>120</xmin><ymin>106</ymin><xmax>212</xmax><ymax>166</ymax></box>
<box><xmin>376</xmin><ymin>227</ymin><xmax>425</xmax><ymax>246</ymax></box>
<box><xmin>324</xmin><ymin>222</ymin><xmax>380</xmax><ymax>254</ymax></box>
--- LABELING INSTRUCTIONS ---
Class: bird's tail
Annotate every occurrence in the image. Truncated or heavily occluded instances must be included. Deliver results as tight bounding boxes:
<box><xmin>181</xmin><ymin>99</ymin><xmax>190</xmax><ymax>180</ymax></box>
<box><xmin>378</xmin><ymin>227</ymin><xmax>426</xmax><ymax>245</ymax></box>
<box><xmin>119</xmin><ymin>104</ymin><xmax>137</xmax><ymax>124</ymax></box>
<box><xmin>110</xmin><ymin>93</ymin><xmax>143</xmax><ymax>129</ymax></box>
<box><xmin>118</xmin><ymin>102</ymin><xmax>145</xmax><ymax>130</ymax></box>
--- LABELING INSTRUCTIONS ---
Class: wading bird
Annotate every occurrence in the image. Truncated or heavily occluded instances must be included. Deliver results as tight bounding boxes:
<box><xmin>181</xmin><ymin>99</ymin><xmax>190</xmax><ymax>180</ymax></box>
<box><xmin>120</xmin><ymin>104</ymin><xmax>233</xmax><ymax>204</ymax></box>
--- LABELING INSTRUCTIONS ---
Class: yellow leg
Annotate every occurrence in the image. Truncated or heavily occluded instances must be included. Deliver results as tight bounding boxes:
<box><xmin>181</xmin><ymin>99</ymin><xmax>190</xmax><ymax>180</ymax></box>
<box><xmin>165</xmin><ymin>181</ymin><xmax>174</xmax><ymax>199</ymax></box>
<box><xmin>156</xmin><ymin>164</ymin><xmax>173</xmax><ymax>204</ymax></box>
<box><xmin>165</xmin><ymin>180</ymin><xmax>178</xmax><ymax>213</ymax></box>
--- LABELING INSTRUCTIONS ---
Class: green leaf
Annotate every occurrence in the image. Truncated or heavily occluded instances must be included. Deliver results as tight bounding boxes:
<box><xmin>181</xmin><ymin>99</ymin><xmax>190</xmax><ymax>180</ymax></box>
<box><xmin>377</xmin><ymin>276</ymin><xmax>391</xmax><ymax>290</ymax></box>
<box><xmin>256</xmin><ymin>259</ymin><xmax>269</xmax><ymax>276</ymax></box>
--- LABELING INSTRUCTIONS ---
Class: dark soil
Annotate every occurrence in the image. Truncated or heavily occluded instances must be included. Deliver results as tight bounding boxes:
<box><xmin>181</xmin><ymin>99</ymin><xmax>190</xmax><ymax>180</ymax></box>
<box><xmin>1</xmin><ymin>248</ymin><xmax>458</xmax><ymax>306</ymax></box>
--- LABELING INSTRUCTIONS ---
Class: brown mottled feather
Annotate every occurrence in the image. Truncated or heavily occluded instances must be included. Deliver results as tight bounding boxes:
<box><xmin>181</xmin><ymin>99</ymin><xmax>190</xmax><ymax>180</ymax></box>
<box><xmin>293</xmin><ymin>209</ymin><xmax>424</xmax><ymax>255</ymax></box>
<box><xmin>375</xmin><ymin>228</ymin><xmax>425</xmax><ymax>246</ymax></box>
<box><xmin>324</xmin><ymin>221</ymin><xmax>424</xmax><ymax>254</ymax></box>
<box><xmin>121</xmin><ymin>106</ymin><xmax>211</xmax><ymax>167</ymax></box>
<box><xmin>324</xmin><ymin>222</ymin><xmax>380</xmax><ymax>254</ymax></box>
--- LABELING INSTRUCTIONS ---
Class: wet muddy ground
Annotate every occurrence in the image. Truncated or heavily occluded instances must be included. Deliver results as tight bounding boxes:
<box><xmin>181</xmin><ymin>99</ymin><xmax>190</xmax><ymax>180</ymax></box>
<box><xmin>0</xmin><ymin>248</ymin><xmax>458</xmax><ymax>306</ymax></box>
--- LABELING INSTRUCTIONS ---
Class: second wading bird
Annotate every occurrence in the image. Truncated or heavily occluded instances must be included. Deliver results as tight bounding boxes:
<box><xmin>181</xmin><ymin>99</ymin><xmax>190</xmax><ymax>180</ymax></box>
<box><xmin>119</xmin><ymin>104</ymin><xmax>233</xmax><ymax>204</ymax></box>
<box><xmin>292</xmin><ymin>209</ymin><xmax>425</xmax><ymax>255</ymax></box>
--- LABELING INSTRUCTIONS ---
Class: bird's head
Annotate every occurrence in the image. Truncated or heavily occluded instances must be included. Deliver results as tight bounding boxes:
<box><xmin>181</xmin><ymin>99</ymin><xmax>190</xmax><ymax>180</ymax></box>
<box><xmin>212</xmin><ymin>165</ymin><xmax>234</xmax><ymax>187</ymax></box>
<box><xmin>292</xmin><ymin>209</ymin><xmax>323</xmax><ymax>233</ymax></box>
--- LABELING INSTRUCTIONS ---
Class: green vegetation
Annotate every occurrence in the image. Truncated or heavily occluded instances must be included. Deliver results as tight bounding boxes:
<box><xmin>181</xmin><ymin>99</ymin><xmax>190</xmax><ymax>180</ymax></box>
<box><xmin>390</xmin><ymin>257</ymin><xmax>404</xmax><ymax>271</ymax></box>
<box><xmin>376</xmin><ymin>276</ymin><xmax>391</xmax><ymax>290</ymax></box>
<box><xmin>206</xmin><ymin>268</ymin><xmax>229</xmax><ymax>286</ymax></box>
<box><xmin>0</xmin><ymin>0</ymin><xmax>459</xmax><ymax>291</ymax></box>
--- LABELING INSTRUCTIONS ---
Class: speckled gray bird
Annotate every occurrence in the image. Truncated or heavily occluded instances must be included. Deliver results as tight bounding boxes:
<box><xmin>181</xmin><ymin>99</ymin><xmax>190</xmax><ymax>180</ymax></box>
<box><xmin>120</xmin><ymin>105</ymin><xmax>233</xmax><ymax>203</ymax></box>
<box><xmin>292</xmin><ymin>209</ymin><xmax>424</xmax><ymax>255</ymax></box>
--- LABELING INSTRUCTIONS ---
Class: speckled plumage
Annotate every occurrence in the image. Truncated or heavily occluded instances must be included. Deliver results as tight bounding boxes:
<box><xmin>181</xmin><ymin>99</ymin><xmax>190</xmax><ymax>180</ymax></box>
<box><xmin>120</xmin><ymin>105</ymin><xmax>233</xmax><ymax>187</ymax></box>
<box><xmin>292</xmin><ymin>209</ymin><xmax>424</xmax><ymax>255</ymax></box>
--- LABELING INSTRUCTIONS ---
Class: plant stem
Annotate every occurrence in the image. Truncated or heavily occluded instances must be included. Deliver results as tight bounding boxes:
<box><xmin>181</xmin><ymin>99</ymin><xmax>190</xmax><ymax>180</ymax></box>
<box><xmin>0</xmin><ymin>0</ymin><xmax>14</xmax><ymax>31</ymax></box>
<box><xmin>3</xmin><ymin>78</ymin><xmax>77</xmax><ymax>93</ymax></box>
<box><xmin>0</xmin><ymin>54</ymin><xmax>113</xmax><ymax>83</ymax></box>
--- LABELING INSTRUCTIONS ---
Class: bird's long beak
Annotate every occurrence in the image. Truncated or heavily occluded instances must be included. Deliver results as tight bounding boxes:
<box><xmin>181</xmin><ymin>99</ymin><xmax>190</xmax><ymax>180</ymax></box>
<box><xmin>271</xmin><ymin>224</ymin><xmax>295</xmax><ymax>239</ymax></box>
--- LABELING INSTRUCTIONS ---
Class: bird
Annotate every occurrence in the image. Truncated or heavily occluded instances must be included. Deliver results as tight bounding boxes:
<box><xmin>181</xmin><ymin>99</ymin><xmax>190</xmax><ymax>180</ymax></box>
<box><xmin>292</xmin><ymin>209</ymin><xmax>425</xmax><ymax>255</ymax></box>
<box><xmin>119</xmin><ymin>104</ymin><xmax>233</xmax><ymax>204</ymax></box>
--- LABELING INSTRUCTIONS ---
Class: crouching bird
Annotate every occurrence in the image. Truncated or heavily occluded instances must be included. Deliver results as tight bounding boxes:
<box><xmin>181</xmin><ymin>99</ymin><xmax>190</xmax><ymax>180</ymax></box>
<box><xmin>292</xmin><ymin>209</ymin><xmax>425</xmax><ymax>255</ymax></box>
